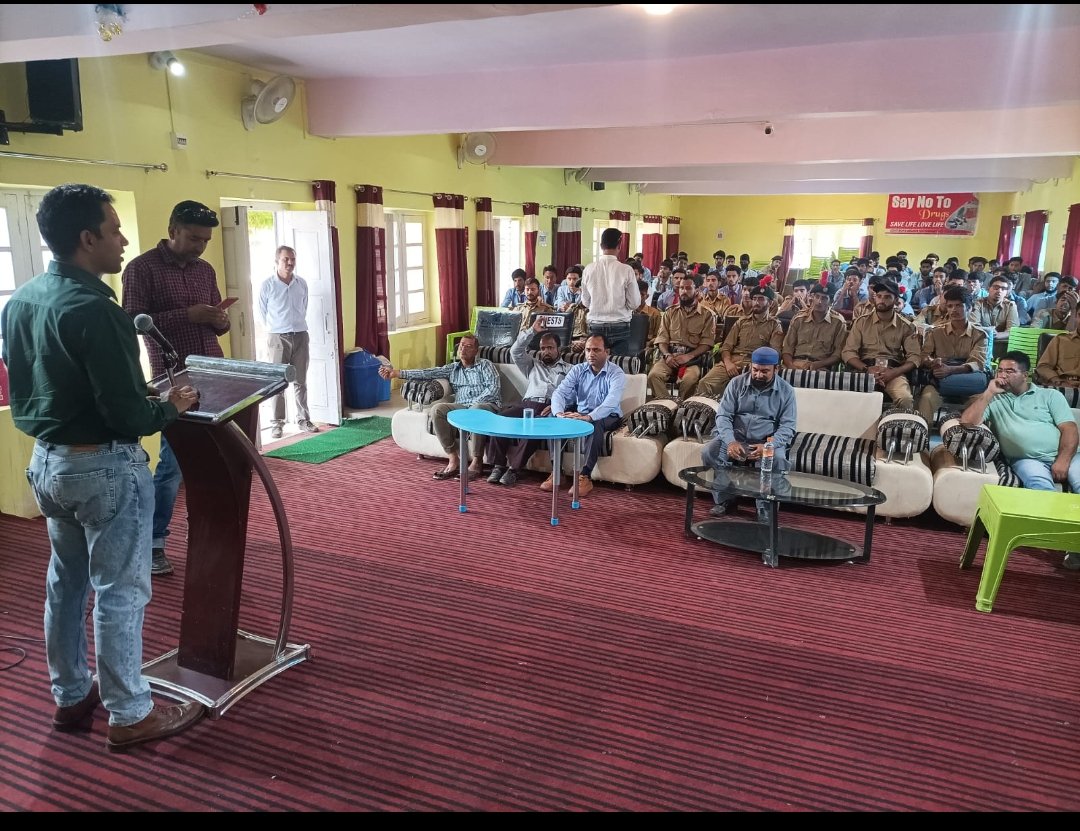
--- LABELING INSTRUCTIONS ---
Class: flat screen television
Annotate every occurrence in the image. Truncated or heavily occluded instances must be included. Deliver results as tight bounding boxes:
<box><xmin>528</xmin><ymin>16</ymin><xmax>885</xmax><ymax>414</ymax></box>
<box><xmin>26</xmin><ymin>58</ymin><xmax>83</xmax><ymax>131</ymax></box>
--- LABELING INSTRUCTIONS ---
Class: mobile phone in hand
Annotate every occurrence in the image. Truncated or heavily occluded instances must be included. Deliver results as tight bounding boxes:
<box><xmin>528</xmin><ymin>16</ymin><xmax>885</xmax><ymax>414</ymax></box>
<box><xmin>217</xmin><ymin>297</ymin><xmax>239</xmax><ymax>310</ymax></box>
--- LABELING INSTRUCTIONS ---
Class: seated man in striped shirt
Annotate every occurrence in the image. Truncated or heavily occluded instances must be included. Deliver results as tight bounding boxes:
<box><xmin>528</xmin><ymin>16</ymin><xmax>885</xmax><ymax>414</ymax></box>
<box><xmin>379</xmin><ymin>334</ymin><xmax>501</xmax><ymax>481</ymax></box>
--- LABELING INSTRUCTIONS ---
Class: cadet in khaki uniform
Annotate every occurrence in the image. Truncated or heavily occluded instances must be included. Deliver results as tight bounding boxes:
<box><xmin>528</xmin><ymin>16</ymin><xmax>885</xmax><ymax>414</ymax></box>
<box><xmin>697</xmin><ymin>271</ymin><xmax>731</xmax><ymax>319</ymax></box>
<box><xmin>781</xmin><ymin>284</ymin><xmax>847</xmax><ymax>370</ymax></box>
<box><xmin>916</xmin><ymin>286</ymin><xmax>989</xmax><ymax>425</ymax></box>
<box><xmin>648</xmin><ymin>274</ymin><xmax>716</xmax><ymax>399</ymax></box>
<box><xmin>635</xmin><ymin>278</ymin><xmax>663</xmax><ymax>353</ymax></box>
<box><xmin>697</xmin><ymin>285</ymin><xmax>784</xmax><ymax>399</ymax></box>
<box><xmin>1035</xmin><ymin>300</ymin><xmax>1080</xmax><ymax>388</ymax></box>
<box><xmin>841</xmin><ymin>279</ymin><xmax>922</xmax><ymax>409</ymax></box>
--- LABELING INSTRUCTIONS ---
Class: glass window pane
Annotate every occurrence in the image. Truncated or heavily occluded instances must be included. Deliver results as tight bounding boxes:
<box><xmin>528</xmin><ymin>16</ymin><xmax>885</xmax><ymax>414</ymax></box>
<box><xmin>405</xmin><ymin>221</ymin><xmax>423</xmax><ymax>245</ymax></box>
<box><xmin>407</xmin><ymin>290</ymin><xmax>425</xmax><ymax>315</ymax></box>
<box><xmin>0</xmin><ymin>208</ymin><xmax>9</xmax><ymax>247</ymax></box>
<box><xmin>0</xmin><ymin>253</ymin><xmax>14</xmax><ymax>291</ymax></box>
<box><xmin>406</xmin><ymin>268</ymin><xmax>424</xmax><ymax>292</ymax></box>
<box><xmin>405</xmin><ymin>244</ymin><xmax>424</xmax><ymax>269</ymax></box>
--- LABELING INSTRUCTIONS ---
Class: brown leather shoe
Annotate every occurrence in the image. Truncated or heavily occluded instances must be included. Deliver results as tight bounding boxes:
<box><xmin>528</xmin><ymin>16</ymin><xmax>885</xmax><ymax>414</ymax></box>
<box><xmin>106</xmin><ymin>702</ymin><xmax>206</xmax><ymax>752</ymax></box>
<box><xmin>568</xmin><ymin>474</ymin><xmax>593</xmax><ymax>496</ymax></box>
<box><xmin>53</xmin><ymin>682</ymin><xmax>100</xmax><ymax>732</ymax></box>
<box><xmin>540</xmin><ymin>474</ymin><xmax>556</xmax><ymax>492</ymax></box>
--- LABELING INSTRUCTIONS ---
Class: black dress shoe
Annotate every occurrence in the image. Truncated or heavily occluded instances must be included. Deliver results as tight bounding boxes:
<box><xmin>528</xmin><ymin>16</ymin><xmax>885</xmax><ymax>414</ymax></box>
<box><xmin>53</xmin><ymin>682</ymin><xmax>101</xmax><ymax>732</ymax></box>
<box><xmin>106</xmin><ymin>702</ymin><xmax>206</xmax><ymax>752</ymax></box>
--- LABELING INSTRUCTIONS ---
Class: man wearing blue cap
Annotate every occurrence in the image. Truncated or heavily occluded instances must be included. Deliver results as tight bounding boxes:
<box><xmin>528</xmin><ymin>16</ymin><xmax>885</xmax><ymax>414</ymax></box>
<box><xmin>701</xmin><ymin>346</ymin><xmax>797</xmax><ymax>516</ymax></box>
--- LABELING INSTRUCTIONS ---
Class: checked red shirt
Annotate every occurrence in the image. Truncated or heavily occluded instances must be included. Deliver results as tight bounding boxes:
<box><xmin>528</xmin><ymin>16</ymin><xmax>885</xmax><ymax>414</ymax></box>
<box><xmin>121</xmin><ymin>240</ymin><xmax>230</xmax><ymax>377</ymax></box>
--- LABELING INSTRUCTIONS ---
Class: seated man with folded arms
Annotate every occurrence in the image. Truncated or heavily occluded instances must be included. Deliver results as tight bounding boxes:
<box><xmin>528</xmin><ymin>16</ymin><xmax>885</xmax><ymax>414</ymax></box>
<box><xmin>697</xmin><ymin>285</ymin><xmax>784</xmax><ymax>399</ymax></box>
<box><xmin>487</xmin><ymin>318</ymin><xmax>572</xmax><ymax>487</ymax></box>
<box><xmin>841</xmin><ymin>279</ymin><xmax>921</xmax><ymax>410</ymax></box>
<box><xmin>1035</xmin><ymin>301</ymin><xmax>1080</xmax><ymax>389</ymax></box>
<box><xmin>961</xmin><ymin>351</ymin><xmax>1080</xmax><ymax>570</ymax></box>
<box><xmin>701</xmin><ymin>347</ymin><xmax>797</xmax><ymax>517</ymax></box>
<box><xmin>781</xmin><ymin>284</ymin><xmax>847</xmax><ymax>371</ymax></box>
<box><xmin>511</xmin><ymin>277</ymin><xmax>555</xmax><ymax>333</ymax></box>
<box><xmin>915</xmin><ymin>286</ymin><xmax>989</xmax><ymax>426</ymax></box>
<box><xmin>546</xmin><ymin>334</ymin><xmax>626</xmax><ymax>497</ymax></box>
<box><xmin>379</xmin><ymin>333</ymin><xmax>501</xmax><ymax>481</ymax></box>
<box><xmin>968</xmin><ymin>273</ymin><xmax>1019</xmax><ymax>339</ymax></box>
<box><xmin>775</xmin><ymin>279</ymin><xmax>812</xmax><ymax>329</ymax></box>
<box><xmin>648</xmin><ymin>273</ymin><xmax>716</xmax><ymax>400</ymax></box>
<box><xmin>697</xmin><ymin>270</ymin><xmax>731</xmax><ymax>319</ymax></box>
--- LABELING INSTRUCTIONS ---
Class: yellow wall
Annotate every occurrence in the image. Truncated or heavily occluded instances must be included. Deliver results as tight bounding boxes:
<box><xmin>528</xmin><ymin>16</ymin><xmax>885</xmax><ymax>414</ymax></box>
<box><xmin>1007</xmin><ymin>155</ymin><xmax>1080</xmax><ymax>274</ymax></box>
<box><xmin>677</xmin><ymin>190</ymin><xmax>1067</xmax><ymax>267</ymax></box>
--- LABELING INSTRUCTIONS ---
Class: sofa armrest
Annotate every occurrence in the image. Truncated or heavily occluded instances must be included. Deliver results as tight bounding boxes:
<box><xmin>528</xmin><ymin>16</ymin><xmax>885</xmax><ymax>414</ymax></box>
<box><xmin>876</xmin><ymin>409</ymin><xmax>929</xmax><ymax>465</ymax></box>
<box><xmin>671</xmin><ymin>396</ymin><xmax>722</xmax><ymax>442</ymax></box>
<box><xmin>621</xmin><ymin>399</ymin><xmax>678</xmax><ymax>438</ymax></box>
<box><xmin>401</xmin><ymin>378</ymin><xmax>451</xmax><ymax>409</ymax></box>
<box><xmin>938</xmin><ymin>417</ymin><xmax>1000</xmax><ymax>473</ymax></box>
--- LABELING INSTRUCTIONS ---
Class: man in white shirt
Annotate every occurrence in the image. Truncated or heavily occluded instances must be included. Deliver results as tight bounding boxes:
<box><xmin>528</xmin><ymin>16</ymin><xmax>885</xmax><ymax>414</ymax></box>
<box><xmin>581</xmin><ymin>227</ymin><xmax>639</xmax><ymax>355</ymax></box>
<box><xmin>258</xmin><ymin>245</ymin><xmax>317</xmax><ymax>438</ymax></box>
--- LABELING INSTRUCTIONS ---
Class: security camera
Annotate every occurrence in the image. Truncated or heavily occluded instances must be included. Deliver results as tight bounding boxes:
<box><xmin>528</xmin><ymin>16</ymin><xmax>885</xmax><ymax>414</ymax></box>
<box><xmin>764</xmin><ymin>123</ymin><xmax>773</xmax><ymax>136</ymax></box>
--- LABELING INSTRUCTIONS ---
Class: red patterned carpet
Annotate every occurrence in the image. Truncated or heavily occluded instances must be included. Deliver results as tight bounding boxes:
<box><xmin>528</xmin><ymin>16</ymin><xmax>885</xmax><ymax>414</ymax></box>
<box><xmin>1</xmin><ymin>438</ymin><xmax>1078</xmax><ymax>811</ymax></box>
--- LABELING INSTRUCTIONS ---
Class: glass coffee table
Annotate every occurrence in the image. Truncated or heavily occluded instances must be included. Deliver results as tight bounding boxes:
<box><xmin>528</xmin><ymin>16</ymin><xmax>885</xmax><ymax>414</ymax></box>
<box><xmin>679</xmin><ymin>465</ymin><xmax>886</xmax><ymax>568</ymax></box>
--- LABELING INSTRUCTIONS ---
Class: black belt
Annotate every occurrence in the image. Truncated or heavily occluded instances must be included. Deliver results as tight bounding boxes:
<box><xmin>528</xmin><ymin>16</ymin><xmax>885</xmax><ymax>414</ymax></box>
<box><xmin>37</xmin><ymin>439</ymin><xmax>138</xmax><ymax>451</ymax></box>
<box><xmin>794</xmin><ymin>355</ymin><xmax>814</xmax><ymax>360</ymax></box>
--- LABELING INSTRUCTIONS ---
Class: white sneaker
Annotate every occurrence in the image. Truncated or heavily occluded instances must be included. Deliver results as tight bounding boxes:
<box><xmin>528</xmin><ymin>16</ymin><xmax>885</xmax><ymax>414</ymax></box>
<box><xmin>270</xmin><ymin>424</ymin><xmax>283</xmax><ymax>439</ymax></box>
<box><xmin>298</xmin><ymin>420</ymin><xmax>320</xmax><ymax>434</ymax></box>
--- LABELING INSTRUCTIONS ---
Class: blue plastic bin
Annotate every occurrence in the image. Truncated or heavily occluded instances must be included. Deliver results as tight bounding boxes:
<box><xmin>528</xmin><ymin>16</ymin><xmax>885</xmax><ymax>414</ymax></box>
<box><xmin>344</xmin><ymin>350</ymin><xmax>382</xmax><ymax>409</ymax></box>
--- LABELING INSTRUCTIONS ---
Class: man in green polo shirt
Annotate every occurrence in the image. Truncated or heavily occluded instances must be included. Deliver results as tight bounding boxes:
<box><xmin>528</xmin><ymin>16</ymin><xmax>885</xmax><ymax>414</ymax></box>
<box><xmin>961</xmin><ymin>350</ymin><xmax>1080</xmax><ymax>569</ymax></box>
<box><xmin>0</xmin><ymin>183</ymin><xmax>207</xmax><ymax>749</ymax></box>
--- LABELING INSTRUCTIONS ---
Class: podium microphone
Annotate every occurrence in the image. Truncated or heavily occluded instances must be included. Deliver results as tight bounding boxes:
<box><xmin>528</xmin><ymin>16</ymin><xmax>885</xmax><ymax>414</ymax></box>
<box><xmin>133</xmin><ymin>313</ymin><xmax>180</xmax><ymax>384</ymax></box>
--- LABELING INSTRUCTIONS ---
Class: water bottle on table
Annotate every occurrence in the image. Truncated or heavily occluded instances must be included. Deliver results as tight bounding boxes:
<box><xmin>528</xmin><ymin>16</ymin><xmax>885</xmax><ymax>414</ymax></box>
<box><xmin>760</xmin><ymin>435</ymin><xmax>775</xmax><ymax>474</ymax></box>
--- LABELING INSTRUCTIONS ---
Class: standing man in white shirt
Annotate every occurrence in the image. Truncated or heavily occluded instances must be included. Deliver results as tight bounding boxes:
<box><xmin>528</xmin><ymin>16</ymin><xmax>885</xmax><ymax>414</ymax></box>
<box><xmin>581</xmin><ymin>227</ymin><xmax>639</xmax><ymax>355</ymax></box>
<box><xmin>259</xmin><ymin>245</ymin><xmax>318</xmax><ymax>439</ymax></box>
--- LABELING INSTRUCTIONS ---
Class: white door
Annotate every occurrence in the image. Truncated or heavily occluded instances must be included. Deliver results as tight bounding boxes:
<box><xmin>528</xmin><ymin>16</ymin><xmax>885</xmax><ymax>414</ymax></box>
<box><xmin>277</xmin><ymin>210</ymin><xmax>340</xmax><ymax>427</ymax></box>
<box><xmin>220</xmin><ymin>206</ymin><xmax>341</xmax><ymax>427</ymax></box>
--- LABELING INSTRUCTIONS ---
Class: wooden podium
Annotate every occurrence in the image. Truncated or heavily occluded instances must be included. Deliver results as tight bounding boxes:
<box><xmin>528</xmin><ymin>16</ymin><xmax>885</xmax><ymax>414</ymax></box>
<box><xmin>142</xmin><ymin>356</ymin><xmax>311</xmax><ymax>718</ymax></box>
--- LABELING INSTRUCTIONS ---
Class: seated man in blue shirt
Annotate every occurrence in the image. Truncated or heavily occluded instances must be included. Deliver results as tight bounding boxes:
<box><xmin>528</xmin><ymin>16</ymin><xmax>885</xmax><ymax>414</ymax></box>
<box><xmin>546</xmin><ymin>334</ymin><xmax>626</xmax><ymax>497</ymax></box>
<box><xmin>961</xmin><ymin>350</ymin><xmax>1080</xmax><ymax>569</ymax></box>
<box><xmin>701</xmin><ymin>347</ymin><xmax>798</xmax><ymax>518</ymax></box>
<box><xmin>501</xmin><ymin>269</ymin><xmax>527</xmax><ymax>308</ymax></box>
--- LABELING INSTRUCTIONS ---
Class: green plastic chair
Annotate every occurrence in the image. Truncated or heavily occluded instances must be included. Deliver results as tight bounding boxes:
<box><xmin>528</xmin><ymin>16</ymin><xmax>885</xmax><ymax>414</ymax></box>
<box><xmin>445</xmin><ymin>305</ymin><xmax>501</xmax><ymax>359</ymax></box>
<box><xmin>959</xmin><ymin>485</ymin><xmax>1080</xmax><ymax>612</ymax></box>
<box><xmin>1003</xmin><ymin>326</ymin><xmax>1063</xmax><ymax>375</ymax></box>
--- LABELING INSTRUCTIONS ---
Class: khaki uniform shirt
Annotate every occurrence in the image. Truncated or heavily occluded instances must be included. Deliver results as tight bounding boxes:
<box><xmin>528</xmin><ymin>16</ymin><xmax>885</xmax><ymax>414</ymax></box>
<box><xmin>637</xmin><ymin>304</ymin><xmax>662</xmax><ymax>345</ymax></box>
<box><xmin>698</xmin><ymin>292</ymin><xmax>731</xmax><ymax>319</ymax></box>
<box><xmin>1036</xmin><ymin>330</ymin><xmax>1080</xmax><ymax>384</ymax></box>
<box><xmin>782</xmin><ymin>310</ymin><xmax>848</xmax><ymax>363</ymax></box>
<box><xmin>722</xmin><ymin>313</ymin><xmax>784</xmax><ymax>362</ymax></box>
<box><xmin>919</xmin><ymin>322</ymin><xmax>988</xmax><ymax>373</ymax></box>
<box><xmin>852</xmin><ymin>299</ymin><xmax>876</xmax><ymax>320</ymax></box>
<box><xmin>511</xmin><ymin>300</ymin><xmax>555</xmax><ymax>333</ymax></box>
<box><xmin>842</xmin><ymin>312</ymin><xmax>921</xmax><ymax>367</ymax></box>
<box><xmin>968</xmin><ymin>298</ymin><xmax>1019</xmax><ymax>333</ymax></box>
<box><xmin>654</xmin><ymin>303</ymin><xmax>716</xmax><ymax>353</ymax></box>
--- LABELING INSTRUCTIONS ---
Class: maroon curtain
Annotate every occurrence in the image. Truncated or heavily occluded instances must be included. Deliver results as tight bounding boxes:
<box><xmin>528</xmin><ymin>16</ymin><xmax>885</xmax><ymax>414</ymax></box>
<box><xmin>474</xmin><ymin>197</ymin><xmax>496</xmax><ymax>308</ymax></box>
<box><xmin>642</xmin><ymin>214</ymin><xmax>663</xmax><ymax>274</ymax></box>
<box><xmin>858</xmin><ymin>218</ymin><xmax>874</xmax><ymax>259</ymax></box>
<box><xmin>665</xmin><ymin>216</ymin><xmax>680</xmax><ymax>259</ymax></box>
<box><xmin>1019</xmin><ymin>210</ymin><xmax>1049</xmax><ymax>275</ymax></box>
<box><xmin>997</xmin><ymin>215</ymin><xmax>1020</xmax><ymax>264</ymax></box>
<box><xmin>312</xmin><ymin>180</ymin><xmax>350</xmax><ymax>390</ymax></box>
<box><xmin>555</xmin><ymin>206</ymin><xmax>582</xmax><ymax>278</ymax></box>
<box><xmin>434</xmin><ymin>193</ymin><xmax>469</xmax><ymax>364</ymax></box>
<box><xmin>777</xmin><ymin>218</ymin><xmax>796</xmax><ymax>295</ymax></box>
<box><xmin>1062</xmin><ymin>204</ymin><xmax>1080</xmax><ymax>278</ymax></box>
<box><xmin>352</xmin><ymin>184</ymin><xmax>390</xmax><ymax>358</ymax></box>
<box><xmin>609</xmin><ymin>210</ymin><xmax>631</xmax><ymax>261</ymax></box>
<box><xmin>523</xmin><ymin>202</ymin><xmax>540</xmax><ymax>279</ymax></box>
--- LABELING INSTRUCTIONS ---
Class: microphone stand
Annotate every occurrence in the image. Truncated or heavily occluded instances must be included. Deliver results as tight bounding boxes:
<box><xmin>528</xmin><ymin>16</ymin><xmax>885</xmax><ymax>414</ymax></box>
<box><xmin>162</xmin><ymin>348</ymin><xmax>180</xmax><ymax>387</ymax></box>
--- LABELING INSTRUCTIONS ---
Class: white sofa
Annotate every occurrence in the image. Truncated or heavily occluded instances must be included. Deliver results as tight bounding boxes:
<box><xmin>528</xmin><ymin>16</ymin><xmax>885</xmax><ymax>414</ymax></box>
<box><xmin>659</xmin><ymin>378</ymin><xmax>935</xmax><ymax>520</ymax></box>
<box><xmin>388</xmin><ymin>347</ymin><xmax>665</xmax><ymax>487</ymax></box>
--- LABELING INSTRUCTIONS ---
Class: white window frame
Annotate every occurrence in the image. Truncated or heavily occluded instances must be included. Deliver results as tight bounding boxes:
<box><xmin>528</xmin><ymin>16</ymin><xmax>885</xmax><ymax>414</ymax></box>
<box><xmin>494</xmin><ymin>215</ymin><xmax>523</xmax><ymax>301</ymax></box>
<box><xmin>591</xmin><ymin>218</ymin><xmax>607</xmax><ymax>260</ymax></box>
<box><xmin>384</xmin><ymin>210</ymin><xmax>429</xmax><ymax>330</ymax></box>
<box><xmin>0</xmin><ymin>188</ymin><xmax>49</xmax><ymax>357</ymax></box>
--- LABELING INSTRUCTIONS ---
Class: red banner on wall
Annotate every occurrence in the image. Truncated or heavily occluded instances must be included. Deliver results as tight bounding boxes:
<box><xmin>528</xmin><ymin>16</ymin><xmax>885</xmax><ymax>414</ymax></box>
<box><xmin>885</xmin><ymin>193</ymin><xmax>979</xmax><ymax>236</ymax></box>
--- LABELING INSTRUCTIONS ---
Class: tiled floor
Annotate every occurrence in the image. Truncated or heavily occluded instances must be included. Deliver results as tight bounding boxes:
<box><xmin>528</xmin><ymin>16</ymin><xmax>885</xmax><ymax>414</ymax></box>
<box><xmin>258</xmin><ymin>391</ymin><xmax>403</xmax><ymax>453</ymax></box>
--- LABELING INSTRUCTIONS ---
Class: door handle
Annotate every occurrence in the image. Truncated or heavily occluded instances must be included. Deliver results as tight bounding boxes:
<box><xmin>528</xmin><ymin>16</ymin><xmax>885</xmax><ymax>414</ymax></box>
<box><xmin>239</xmin><ymin>311</ymin><xmax>246</xmax><ymax>337</ymax></box>
<box><xmin>325</xmin><ymin>313</ymin><xmax>330</xmax><ymax>335</ymax></box>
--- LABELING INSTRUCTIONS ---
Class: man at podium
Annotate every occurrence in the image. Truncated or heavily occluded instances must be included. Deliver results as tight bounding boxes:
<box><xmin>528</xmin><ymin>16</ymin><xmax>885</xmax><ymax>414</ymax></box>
<box><xmin>1</xmin><ymin>183</ymin><xmax>207</xmax><ymax>751</ymax></box>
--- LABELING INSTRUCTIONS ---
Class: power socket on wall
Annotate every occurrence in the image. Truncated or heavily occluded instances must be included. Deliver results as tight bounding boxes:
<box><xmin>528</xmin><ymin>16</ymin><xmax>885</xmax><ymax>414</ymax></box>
<box><xmin>171</xmin><ymin>132</ymin><xmax>188</xmax><ymax>150</ymax></box>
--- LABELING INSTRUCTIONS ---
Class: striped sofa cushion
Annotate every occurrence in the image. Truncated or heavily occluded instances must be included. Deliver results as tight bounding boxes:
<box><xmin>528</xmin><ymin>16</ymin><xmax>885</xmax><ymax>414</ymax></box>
<box><xmin>876</xmin><ymin>409</ymin><xmax>929</xmax><ymax>456</ymax></box>
<box><xmin>621</xmin><ymin>400</ymin><xmax>678</xmax><ymax>438</ymax></box>
<box><xmin>1051</xmin><ymin>385</ymin><xmax>1080</xmax><ymax>407</ymax></box>
<box><xmin>476</xmin><ymin>345</ymin><xmax>514</xmax><ymax>364</ymax></box>
<box><xmin>562</xmin><ymin>349</ymin><xmax>644</xmax><ymax>375</ymax></box>
<box><xmin>789</xmin><ymin>432</ymin><xmax>876</xmax><ymax>486</ymax></box>
<box><xmin>995</xmin><ymin>459</ymin><xmax>1022</xmax><ymax>488</ymax></box>
<box><xmin>939</xmin><ymin>418</ymin><xmax>1001</xmax><ymax>466</ymax></box>
<box><xmin>779</xmin><ymin>368</ymin><xmax>875</xmax><ymax>393</ymax></box>
<box><xmin>400</xmin><ymin>378</ymin><xmax>448</xmax><ymax>408</ymax></box>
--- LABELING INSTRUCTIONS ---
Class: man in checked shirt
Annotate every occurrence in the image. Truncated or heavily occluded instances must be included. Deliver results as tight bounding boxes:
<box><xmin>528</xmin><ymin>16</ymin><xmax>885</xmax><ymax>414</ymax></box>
<box><xmin>121</xmin><ymin>200</ymin><xmax>230</xmax><ymax>577</ymax></box>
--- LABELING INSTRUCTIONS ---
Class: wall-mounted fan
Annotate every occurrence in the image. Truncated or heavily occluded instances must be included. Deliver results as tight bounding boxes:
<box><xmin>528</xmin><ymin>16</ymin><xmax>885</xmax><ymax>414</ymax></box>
<box><xmin>457</xmin><ymin>132</ymin><xmax>497</xmax><ymax>168</ymax></box>
<box><xmin>241</xmin><ymin>75</ymin><xmax>296</xmax><ymax>130</ymax></box>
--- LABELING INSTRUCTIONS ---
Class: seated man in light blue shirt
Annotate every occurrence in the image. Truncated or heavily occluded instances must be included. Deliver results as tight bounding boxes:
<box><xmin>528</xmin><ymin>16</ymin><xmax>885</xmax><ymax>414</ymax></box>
<box><xmin>554</xmin><ymin>265</ymin><xmax>583</xmax><ymax>311</ymax></box>
<box><xmin>701</xmin><ymin>347</ymin><xmax>797</xmax><ymax>518</ymax></box>
<box><xmin>546</xmin><ymin>334</ymin><xmax>626</xmax><ymax>497</ymax></box>
<box><xmin>961</xmin><ymin>350</ymin><xmax>1080</xmax><ymax>569</ymax></box>
<box><xmin>501</xmin><ymin>269</ymin><xmax>527</xmax><ymax>308</ymax></box>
